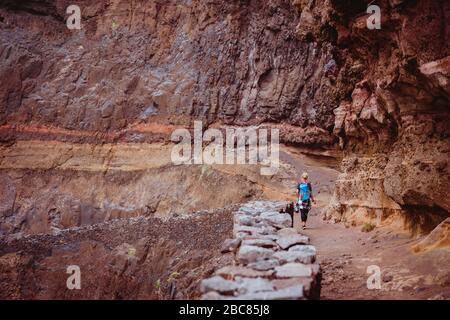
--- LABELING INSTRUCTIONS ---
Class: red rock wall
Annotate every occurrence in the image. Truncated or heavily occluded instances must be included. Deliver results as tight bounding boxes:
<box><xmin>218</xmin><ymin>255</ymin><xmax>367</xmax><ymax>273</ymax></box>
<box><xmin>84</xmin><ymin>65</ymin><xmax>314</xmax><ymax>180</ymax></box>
<box><xmin>0</xmin><ymin>0</ymin><xmax>338</xmax><ymax>147</ymax></box>
<box><xmin>300</xmin><ymin>0</ymin><xmax>450</xmax><ymax>232</ymax></box>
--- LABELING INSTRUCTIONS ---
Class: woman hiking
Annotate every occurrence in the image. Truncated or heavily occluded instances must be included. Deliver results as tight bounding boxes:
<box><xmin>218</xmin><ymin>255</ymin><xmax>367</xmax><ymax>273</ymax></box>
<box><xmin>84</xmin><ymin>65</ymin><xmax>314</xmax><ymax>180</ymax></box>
<box><xmin>296</xmin><ymin>172</ymin><xmax>316</xmax><ymax>230</ymax></box>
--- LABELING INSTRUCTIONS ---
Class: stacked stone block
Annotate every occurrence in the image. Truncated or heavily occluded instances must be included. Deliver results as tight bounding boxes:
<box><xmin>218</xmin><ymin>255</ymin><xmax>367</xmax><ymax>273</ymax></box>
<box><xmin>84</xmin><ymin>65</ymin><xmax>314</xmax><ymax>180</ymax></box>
<box><xmin>200</xmin><ymin>201</ymin><xmax>321</xmax><ymax>300</ymax></box>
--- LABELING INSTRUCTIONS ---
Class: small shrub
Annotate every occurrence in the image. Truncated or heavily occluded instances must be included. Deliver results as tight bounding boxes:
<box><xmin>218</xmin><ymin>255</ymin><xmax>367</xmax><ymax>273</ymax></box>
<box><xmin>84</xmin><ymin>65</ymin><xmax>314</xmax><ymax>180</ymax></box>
<box><xmin>168</xmin><ymin>272</ymin><xmax>180</xmax><ymax>283</ymax></box>
<box><xmin>361</xmin><ymin>222</ymin><xmax>376</xmax><ymax>232</ymax></box>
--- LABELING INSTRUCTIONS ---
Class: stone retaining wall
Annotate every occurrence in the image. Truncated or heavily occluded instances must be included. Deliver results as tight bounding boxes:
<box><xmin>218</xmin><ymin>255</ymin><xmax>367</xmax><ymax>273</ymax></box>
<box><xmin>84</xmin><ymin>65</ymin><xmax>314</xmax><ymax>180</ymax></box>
<box><xmin>200</xmin><ymin>201</ymin><xmax>321</xmax><ymax>300</ymax></box>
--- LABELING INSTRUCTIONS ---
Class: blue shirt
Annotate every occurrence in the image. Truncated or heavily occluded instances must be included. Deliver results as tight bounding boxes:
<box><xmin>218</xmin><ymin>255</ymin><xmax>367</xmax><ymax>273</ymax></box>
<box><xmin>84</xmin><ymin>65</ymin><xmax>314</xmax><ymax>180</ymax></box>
<box><xmin>298</xmin><ymin>182</ymin><xmax>311</xmax><ymax>201</ymax></box>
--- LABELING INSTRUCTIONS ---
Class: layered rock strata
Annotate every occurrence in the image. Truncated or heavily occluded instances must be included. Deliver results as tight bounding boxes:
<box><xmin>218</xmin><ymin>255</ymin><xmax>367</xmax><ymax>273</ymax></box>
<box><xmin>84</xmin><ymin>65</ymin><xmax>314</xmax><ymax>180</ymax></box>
<box><xmin>0</xmin><ymin>0</ymin><xmax>337</xmax><ymax>148</ymax></box>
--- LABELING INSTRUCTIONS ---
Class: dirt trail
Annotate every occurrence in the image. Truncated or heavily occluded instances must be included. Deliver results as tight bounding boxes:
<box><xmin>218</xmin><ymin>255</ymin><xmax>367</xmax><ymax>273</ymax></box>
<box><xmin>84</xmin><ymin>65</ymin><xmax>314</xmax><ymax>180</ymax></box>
<box><xmin>281</xmin><ymin>147</ymin><xmax>450</xmax><ymax>300</ymax></box>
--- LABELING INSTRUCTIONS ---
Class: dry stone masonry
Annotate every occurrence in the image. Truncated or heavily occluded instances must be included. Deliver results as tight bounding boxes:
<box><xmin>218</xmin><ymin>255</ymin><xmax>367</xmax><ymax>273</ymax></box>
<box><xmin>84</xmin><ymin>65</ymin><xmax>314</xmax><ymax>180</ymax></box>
<box><xmin>200</xmin><ymin>201</ymin><xmax>321</xmax><ymax>300</ymax></box>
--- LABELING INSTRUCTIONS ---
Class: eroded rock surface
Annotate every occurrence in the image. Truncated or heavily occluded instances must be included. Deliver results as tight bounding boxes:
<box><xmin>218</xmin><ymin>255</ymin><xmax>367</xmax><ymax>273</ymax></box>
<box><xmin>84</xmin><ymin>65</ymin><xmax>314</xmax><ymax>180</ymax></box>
<box><xmin>412</xmin><ymin>218</ymin><xmax>450</xmax><ymax>253</ymax></box>
<box><xmin>299</xmin><ymin>0</ymin><xmax>450</xmax><ymax>235</ymax></box>
<box><xmin>0</xmin><ymin>0</ymin><xmax>448</xmax><ymax>241</ymax></box>
<box><xmin>0</xmin><ymin>0</ymin><xmax>337</xmax><ymax>146</ymax></box>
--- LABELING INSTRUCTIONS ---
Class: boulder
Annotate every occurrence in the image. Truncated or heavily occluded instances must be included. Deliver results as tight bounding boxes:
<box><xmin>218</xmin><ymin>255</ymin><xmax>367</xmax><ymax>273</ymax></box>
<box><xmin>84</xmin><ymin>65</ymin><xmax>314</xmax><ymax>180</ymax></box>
<box><xmin>238</xmin><ymin>204</ymin><xmax>265</xmax><ymax>216</ymax></box>
<box><xmin>237</xmin><ymin>245</ymin><xmax>275</xmax><ymax>264</ymax></box>
<box><xmin>235</xmin><ymin>277</ymin><xmax>274</xmax><ymax>294</ymax></box>
<box><xmin>271</xmin><ymin>277</ymin><xmax>320</xmax><ymax>300</ymax></box>
<box><xmin>246</xmin><ymin>234</ymin><xmax>279</xmax><ymax>241</ymax></box>
<box><xmin>234</xmin><ymin>285</ymin><xmax>304</xmax><ymax>300</ymax></box>
<box><xmin>236</xmin><ymin>209</ymin><xmax>261</xmax><ymax>217</ymax></box>
<box><xmin>274</xmin><ymin>263</ymin><xmax>318</xmax><ymax>278</ymax></box>
<box><xmin>241</xmin><ymin>238</ymin><xmax>278</xmax><ymax>249</ymax></box>
<box><xmin>247</xmin><ymin>259</ymin><xmax>280</xmax><ymax>271</ymax></box>
<box><xmin>234</xmin><ymin>225</ymin><xmax>277</xmax><ymax>237</ymax></box>
<box><xmin>276</xmin><ymin>234</ymin><xmax>310</xmax><ymax>249</ymax></box>
<box><xmin>215</xmin><ymin>266</ymin><xmax>273</xmax><ymax>279</ymax></box>
<box><xmin>277</xmin><ymin>228</ymin><xmax>300</xmax><ymax>236</ymax></box>
<box><xmin>260</xmin><ymin>211</ymin><xmax>292</xmax><ymax>229</ymax></box>
<box><xmin>235</xmin><ymin>214</ymin><xmax>254</xmax><ymax>226</ymax></box>
<box><xmin>221</xmin><ymin>238</ymin><xmax>242</xmax><ymax>253</ymax></box>
<box><xmin>272</xmin><ymin>278</ymin><xmax>313</xmax><ymax>291</ymax></box>
<box><xmin>200</xmin><ymin>276</ymin><xmax>239</xmax><ymax>295</ymax></box>
<box><xmin>244</xmin><ymin>201</ymin><xmax>286</xmax><ymax>212</ymax></box>
<box><xmin>411</xmin><ymin>218</ymin><xmax>450</xmax><ymax>253</ymax></box>
<box><xmin>273</xmin><ymin>245</ymin><xmax>316</xmax><ymax>264</ymax></box>
<box><xmin>235</xmin><ymin>232</ymin><xmax>250</xmax><ymax>239</ymax></box>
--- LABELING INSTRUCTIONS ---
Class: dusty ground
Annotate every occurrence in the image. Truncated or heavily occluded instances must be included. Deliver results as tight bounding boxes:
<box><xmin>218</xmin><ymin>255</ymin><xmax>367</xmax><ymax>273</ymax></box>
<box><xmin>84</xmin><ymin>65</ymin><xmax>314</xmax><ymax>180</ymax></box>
<box><xmin>297</xmin><ymin>214</ymin><xmax>450</xmax><ymax>300</ymax></box>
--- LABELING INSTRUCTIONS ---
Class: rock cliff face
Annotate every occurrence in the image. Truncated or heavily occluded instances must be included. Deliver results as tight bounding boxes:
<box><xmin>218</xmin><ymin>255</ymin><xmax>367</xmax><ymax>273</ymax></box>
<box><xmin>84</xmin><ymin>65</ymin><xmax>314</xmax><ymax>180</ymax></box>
<box><xmin>0</xmin><ymin>0</ymin><xmax>449</xmax><ymax>237</ymax></box>
<box><xmin>0</xmin><ymin>0</ymin><xmax>336</xmax><ymax>146</ymax></box>
<box><xmin>300</xmin><ymin>0</ymin><xmax>450</xmax><ymax>233</ymax></box>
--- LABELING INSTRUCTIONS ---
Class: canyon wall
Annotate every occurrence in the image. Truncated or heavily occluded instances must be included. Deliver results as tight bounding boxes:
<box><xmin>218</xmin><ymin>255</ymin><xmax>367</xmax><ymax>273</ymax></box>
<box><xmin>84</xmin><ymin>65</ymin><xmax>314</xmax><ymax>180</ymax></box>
<box><xmin>298</xmin><ymin>0</ymin><xmax>450</xmax><ymax>233</ymax></box>
<box><xmin>0</xmin><ymin>0</ymin><xmax>336</xmax><ymax>146</ymax></box>
<box><xmin>0</xmin><ymin>0</ymin><xmax>449</xmax><ymax>237</ymax></box>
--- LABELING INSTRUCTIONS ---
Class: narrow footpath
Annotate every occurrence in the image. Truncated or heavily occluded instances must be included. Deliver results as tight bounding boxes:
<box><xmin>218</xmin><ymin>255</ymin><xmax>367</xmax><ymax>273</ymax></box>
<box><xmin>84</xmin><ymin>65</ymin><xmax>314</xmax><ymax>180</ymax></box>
<box><xmin>281</xmin><ymin>146</ymin><xmax>450</xmax><ymax>300</ymax></box>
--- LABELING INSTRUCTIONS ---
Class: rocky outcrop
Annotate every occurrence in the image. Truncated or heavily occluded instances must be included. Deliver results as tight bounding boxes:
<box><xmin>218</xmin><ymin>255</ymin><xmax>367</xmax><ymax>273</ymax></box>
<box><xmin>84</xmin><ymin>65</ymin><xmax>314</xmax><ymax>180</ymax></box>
<box><xmin>0</xmin><ymin>139</ymin><xmax>306</xmax><ymax>237</ymax></box>
<box><xmin>200</xmin><ymin>201</ymin><xmax>321</xmax><ymax>300</ymax></box>
<box><xmin>412</xmin><ymin>218</ymin><xmax>450</xmax><ymax>253</ymax></box>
